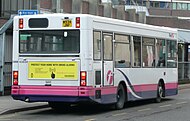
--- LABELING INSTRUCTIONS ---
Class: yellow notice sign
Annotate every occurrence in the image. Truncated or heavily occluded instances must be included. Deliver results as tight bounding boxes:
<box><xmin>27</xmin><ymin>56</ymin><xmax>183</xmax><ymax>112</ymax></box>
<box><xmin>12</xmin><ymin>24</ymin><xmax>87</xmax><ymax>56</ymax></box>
<box><xmin>28</xmin><ymin>62</ymin><xmax>78</xmax><ymax>80</ymax></box>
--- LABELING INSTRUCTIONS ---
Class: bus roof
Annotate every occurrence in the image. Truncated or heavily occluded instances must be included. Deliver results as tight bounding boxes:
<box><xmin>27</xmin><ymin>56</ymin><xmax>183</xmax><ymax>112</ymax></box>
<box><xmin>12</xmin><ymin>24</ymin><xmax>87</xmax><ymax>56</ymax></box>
<box><xmin>14</xmin><ymin>13</ymin><xmax>177</xmax><ymax>39</ymax></box>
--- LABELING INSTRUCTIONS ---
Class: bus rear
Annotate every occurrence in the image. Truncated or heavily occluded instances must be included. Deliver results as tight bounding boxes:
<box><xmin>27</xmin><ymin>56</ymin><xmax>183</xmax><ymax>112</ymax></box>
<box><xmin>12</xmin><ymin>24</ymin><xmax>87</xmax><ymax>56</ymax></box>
<box><xmin>12</xmin><ymin>14</ymin><xmax>91</xmax><ymax>104</ymax></box>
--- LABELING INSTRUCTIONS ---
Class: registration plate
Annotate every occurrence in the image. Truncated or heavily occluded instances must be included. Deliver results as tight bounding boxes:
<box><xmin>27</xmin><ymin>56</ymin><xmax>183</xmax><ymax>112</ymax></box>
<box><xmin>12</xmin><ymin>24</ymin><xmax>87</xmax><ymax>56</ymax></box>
<box><xmin>63</xmin><ymin>20</ymin><xmax>72</xmax><ymax>27</ymax></box>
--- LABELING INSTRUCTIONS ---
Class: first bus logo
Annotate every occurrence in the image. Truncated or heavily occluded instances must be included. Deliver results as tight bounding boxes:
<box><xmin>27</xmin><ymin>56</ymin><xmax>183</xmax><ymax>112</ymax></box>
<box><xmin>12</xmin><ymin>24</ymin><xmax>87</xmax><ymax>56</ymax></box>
<box><xmin>169</xmin><ymin>33</ymin><xmax>174</xmax><ymax>38</ymax></box>
<box><xmin>107</xmin><ymin>70</ymin><xmax>113</xmax><ymax>85</ymax></box>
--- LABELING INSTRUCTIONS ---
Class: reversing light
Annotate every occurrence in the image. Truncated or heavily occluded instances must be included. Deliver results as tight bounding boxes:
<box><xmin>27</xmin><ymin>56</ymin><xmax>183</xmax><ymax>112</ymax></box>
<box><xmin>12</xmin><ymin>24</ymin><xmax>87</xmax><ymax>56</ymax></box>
<box><xmin>80</xmin><ymin>71</ymin><xmax>86</xmax><ymax>86</ymax></box>
<box><xmin>19</xmin><ymin>18</ymin><xmax>23</xmax><ymax>29</ymax></box>
<box><xmin>13</xmin><ymin>71</ymin><xmax>18</xmax><ymax>85</ymax></box>
<box><xmin>76</xmin><ymin>17</ymin><xmax>80</xmax><ymax>28</ymax></box>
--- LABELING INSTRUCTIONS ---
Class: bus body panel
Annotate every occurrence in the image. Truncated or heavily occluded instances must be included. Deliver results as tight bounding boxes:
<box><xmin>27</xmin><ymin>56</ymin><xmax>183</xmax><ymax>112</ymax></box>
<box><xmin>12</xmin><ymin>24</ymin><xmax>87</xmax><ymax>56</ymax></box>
<box><xmin>17</xmin><ymin>58</ymin><xmax>81</xmax><ymax>86</ymax></box>
<box><xmin>12</xmin><ymin>14</ymin><xmax>178</xmax><ymax>105</ymax></box>
<box><xmin>114</xmin><ymin>68</ymin><xmax>178</xmax><ymax>101</ymax></box>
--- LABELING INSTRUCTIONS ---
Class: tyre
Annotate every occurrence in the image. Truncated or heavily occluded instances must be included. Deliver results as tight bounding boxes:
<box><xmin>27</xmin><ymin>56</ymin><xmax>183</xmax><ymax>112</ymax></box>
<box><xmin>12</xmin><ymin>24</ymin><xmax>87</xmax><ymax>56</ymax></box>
<box><xmin>115</xmin><ymin>84</ymin><xmax>126</xmax><ymax>110</ymax></box>
<box><xmin>155</xmin><ymin>82</ymin><xmax>164</xmax><ymax>103</ymax></box>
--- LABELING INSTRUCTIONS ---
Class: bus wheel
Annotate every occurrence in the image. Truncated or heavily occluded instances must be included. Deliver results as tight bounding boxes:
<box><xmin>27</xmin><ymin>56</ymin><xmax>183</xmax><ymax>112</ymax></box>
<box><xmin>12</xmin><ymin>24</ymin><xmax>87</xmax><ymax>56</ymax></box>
<box><xmin>48</xmin><ymin>102</ymin><xmax>70</xmax><ymax>110</ymax></box>
<box><xmin>115</xmin><ymin>84</ymin><xmax>126</xmax><ymax>110</ymax></box>
<box><xmin>155</xmin><ymin>82</ymin><xmax>164</xmax><ymax>103</ymax></box>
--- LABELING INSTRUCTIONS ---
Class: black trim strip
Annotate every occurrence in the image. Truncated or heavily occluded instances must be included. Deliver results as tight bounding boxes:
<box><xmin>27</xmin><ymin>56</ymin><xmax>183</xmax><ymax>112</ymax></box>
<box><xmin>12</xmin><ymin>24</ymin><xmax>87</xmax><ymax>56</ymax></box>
<box><xmin>19</xmin><ymin>55</ymin><xmax>80</xmax><ymax>57</ymax></box>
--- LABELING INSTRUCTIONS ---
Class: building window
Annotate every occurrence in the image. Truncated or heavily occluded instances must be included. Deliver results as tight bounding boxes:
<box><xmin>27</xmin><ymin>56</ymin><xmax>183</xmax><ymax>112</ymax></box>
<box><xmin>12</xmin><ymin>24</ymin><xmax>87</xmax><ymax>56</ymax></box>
<box><xmin>177</xmin><ymin>3</ymin><xmax>182</xmax><ymax>10</ymax></box>
<box><xmin>160</xmin><ymin>2</ymin><xmax>169</xmax><ymax>8</ymax></box>
<box><xmin>150</xmin><ymin>1</ymin><xmax>154</xmax><ymax>7</ymax></box>
<box><xmin>155</xmin><ymin>2</ymin><xmax>160</xmax><ymax>8</ymax></box>
<box><xmin>182</xmin><ymin>3</ymin><xmax>188</xmax><ymax>10</ymax></box>
<box><xmin>188</xmin><ymin>4</ymin><xmax>190</xmax><ymax>10</ymax></box>
<box><xmin>172</xmin><ymin>2</ymin><xmax>177</xmax><ymax>10</ymax></box>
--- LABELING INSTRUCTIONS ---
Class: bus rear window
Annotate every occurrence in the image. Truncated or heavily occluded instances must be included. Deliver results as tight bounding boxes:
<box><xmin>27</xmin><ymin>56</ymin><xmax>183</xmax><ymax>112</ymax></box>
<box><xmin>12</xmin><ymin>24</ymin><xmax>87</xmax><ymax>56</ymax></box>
<box><xmin>19</xmin><ymin>30</ymin><xmax>80</xmax><ymax>53</ymax></box>
<box><xmin>29</xmin><ymin>18</ymin><xmax>49</xmax><ymax>28</ymax></box>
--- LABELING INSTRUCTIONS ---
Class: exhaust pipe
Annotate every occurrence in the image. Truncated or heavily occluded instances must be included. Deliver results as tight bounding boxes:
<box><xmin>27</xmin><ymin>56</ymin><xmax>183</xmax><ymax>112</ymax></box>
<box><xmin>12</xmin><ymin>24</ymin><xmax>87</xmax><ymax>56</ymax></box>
<box><xmin>25</xmin><ymin>98</ymin><xmax>30</xmax><ymax>102</ymax></box>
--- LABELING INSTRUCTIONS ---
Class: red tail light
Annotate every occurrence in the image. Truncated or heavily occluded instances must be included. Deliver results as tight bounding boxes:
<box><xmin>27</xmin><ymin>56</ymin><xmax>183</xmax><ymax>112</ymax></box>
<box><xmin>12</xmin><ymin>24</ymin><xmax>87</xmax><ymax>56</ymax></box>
<box><xmin>76</xmin><ymin>17</ymin><xmax>80</xmax><ymax>28</ymax></box>
<box><xmin>19</xmin><ymin>18</ymin><xmax>23</xmax><ymax>29</ymax></box>
<box><xmin>80</xmin><ymin>71</ymin><xmax>86</xmax><ymax>86</ymax></box>
<box><xmin>13</xmin><ymin>71</ymin><xmax>18</xmax><ymax>85</ymax></box>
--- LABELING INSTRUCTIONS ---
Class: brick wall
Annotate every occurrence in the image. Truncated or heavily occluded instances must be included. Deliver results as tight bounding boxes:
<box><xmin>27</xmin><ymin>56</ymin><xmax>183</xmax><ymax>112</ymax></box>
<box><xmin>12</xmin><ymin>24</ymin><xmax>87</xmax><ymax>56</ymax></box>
<box><xmin>111</xmin><ymin>8</ymin><xmax>117</xmax><ymax>19</ymax></box>
<box><xmin>149</xmin><ymin>8</ymin><xmax>171</xmax><ymax>16</ymax></box>
<box><xmin>98</xmin><ymin>4</ymin><xmax>104</xmax><ymax>17</ymax></box>
<box><xmin>82</xmin><ymin>1</ymin><xmax>89</xmax><ymax>14</ymax></box>
<box><xmin>146</xmin><ymin>16</ymin><xmax>190</xmax><ymax>29</ymax></box>
<box><xmin>115</xmin><ymin>5</ymin><xmax>125</xmax><ymax>20</ymax></box>
<box><xmin>63</xmin><ymin>0</ymin><xmax>72</xmax><ymax>13</ymax></box>
<box><xmin>127</xmin><ymin>9</ymin><xmax>136</xmax><ymax>22</ymax></box>
<box><xmin>172</xmin><ymin>10</ymin><xmax>190</xmax><ymax>17</ymax></box>
<box><xmin>0</xmin><ymin>19</ymin><xmax>8</xmax><ymax>28</ymax></box>
<box><xmin>149</xmin><ymin>8</ymin><xmax>190</xmax><ymax>17</ymax></box>
<box><xmin>40</xmin><ymin>0</ymin><xmax>52</xmax><ymax>9</ymax></box>
<box><xmin>146</xmin><ymin>16</ymin><xmax>177</xmax><ymax>28</ymax></box>
<box><xmin>125</xmin><ymin>11</ymin><xmax>129</xmax><ymax>21</ymax></box>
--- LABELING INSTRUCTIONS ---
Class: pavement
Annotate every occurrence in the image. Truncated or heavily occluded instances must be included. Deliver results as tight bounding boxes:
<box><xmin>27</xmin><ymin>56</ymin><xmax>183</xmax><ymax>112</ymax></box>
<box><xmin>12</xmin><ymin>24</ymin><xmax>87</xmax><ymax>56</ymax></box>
<box><xmin>0</xmin><ymin>83</ymin><xmax>189</xmax><ymax>115</ymax></box>
<box><xmin>0</xmin><ymin>96</ymin><xmax>49</xmax><ymax>115</ymax></box>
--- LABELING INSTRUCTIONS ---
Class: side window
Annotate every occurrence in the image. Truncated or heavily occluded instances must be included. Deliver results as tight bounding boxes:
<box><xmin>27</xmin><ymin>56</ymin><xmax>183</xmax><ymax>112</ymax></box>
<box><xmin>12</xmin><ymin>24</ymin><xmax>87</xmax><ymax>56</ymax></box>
<box><xmin>132</xmin><ymin>36</ymin><xmax>141</xmax><ymax>67</ymax></box>
<box><xmin>103</xmin><ymin>33</ymin><xmax>113</xmax><ymax>60</ymax></box>
<box><xmin>156</xmin><ymin>39</ymin><xmax>166</xmax><ymax>67</ymax></box>
<box><xmin>167</xmin><ymin>40</ymin><xmax>177</xmax><ymax>68</ymax></box>
<box><xmin>142</xmin><ymin>37</ymin><xmax>155</xmax><ymax>67</ymax></box>
<box><xmin>114</xmin><ymin>34</ymin><xmax>130</xmax><ymax>68</ymax></box>
<box><xmin>93</xmin><ymin>31</ymin><xmax>101</xmax><ymax>60</ymax></box>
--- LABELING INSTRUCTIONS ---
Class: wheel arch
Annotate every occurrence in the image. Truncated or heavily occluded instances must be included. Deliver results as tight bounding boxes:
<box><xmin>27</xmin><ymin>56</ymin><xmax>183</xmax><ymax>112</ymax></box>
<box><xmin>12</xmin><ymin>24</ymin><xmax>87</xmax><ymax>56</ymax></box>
<box><xmin>118</xmin><ymin>80</ymin><xmax>128</xmax><ymax>102</ymax></box>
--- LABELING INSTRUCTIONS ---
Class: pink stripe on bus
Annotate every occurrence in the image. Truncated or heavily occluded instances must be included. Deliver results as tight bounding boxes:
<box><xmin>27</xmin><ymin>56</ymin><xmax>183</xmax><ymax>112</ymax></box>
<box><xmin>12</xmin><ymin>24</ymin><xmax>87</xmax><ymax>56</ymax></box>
<box><xmin>127</xmin><ymin>84</ymin><xmax>157</xmax><ymax>92</ymax></box>
<box><xmin>79</xmin><ymin>86</ymin><xmax>117</xmax><ymax>96</ymax></box>
<box><xmin>165</xmin><ymin>83</ymin><xmax>178</xmax><ymax>89</ymax></box>
<box><xmin>12</xmin><ymin>85</ymin><xmax>117</xmax><ymax>97</ymax></box>
<box><xmin>96</xmin><ymin>86</ymin><xmax>117</xmax><ymax>95</ymax></box>
<box><xmin>127</xmin><ymin>82</ymin><xmax>178</xmax><ymax>93</ymax></box>
<box><xmin>133</xmin><ymin>84</ymin><xmax>157</xmax><ymax>92</ymax></box>
<box><xmin>18</xmin><ymin>86</ymin><xmax>79</xmax><ymax>96</ymax></box>
<box><xmin>12</xmin><ymin>82</ymin><xmax>177</xmax><ymax>96</ymax></box>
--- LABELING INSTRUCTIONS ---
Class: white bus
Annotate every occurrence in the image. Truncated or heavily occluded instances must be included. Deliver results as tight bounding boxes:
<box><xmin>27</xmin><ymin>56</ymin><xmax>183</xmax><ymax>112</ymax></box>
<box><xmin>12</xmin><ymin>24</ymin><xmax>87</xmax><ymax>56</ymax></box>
<box><xmin>12</xmin><ymin>14</ymin><xmax>178</xmax><ymax>109</ymax></box>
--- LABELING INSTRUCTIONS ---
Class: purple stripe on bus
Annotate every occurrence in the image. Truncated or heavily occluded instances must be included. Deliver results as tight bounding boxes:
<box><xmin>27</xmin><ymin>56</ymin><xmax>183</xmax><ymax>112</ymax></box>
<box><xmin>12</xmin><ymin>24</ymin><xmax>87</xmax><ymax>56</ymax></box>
<box><xmin>127</xmin><ymin>88</ymin><xmax>178</xmax><ymax>101</ymax></box>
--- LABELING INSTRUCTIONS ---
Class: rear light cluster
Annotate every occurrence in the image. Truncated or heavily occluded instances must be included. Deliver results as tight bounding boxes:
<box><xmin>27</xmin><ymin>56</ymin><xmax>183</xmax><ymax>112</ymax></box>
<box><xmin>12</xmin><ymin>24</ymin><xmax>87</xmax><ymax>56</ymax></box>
<box><xmin>19</xmin><ymin>18</ymin><xmax>23</xmax><ymax>29</ymax></box>
<box><xmin>13</xmin><ymin>71</ymin><xmax>18</xmax><ymax>85</ymax></box>
<box><xmin>80</xmin><ymin>71</ymin><xmax>86</xmax><ymax>86</ymax></box>
<box><xmin>76</xmin><ymin>17</ymin><xmax>80</xmax><ymax>28</ymax></box>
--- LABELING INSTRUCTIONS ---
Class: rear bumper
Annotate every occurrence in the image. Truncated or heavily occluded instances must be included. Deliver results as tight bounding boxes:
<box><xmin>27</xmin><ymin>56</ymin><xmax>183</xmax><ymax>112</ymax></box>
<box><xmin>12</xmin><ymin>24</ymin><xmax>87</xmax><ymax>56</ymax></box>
<box><xmin>12</xmin><ymin>85</ymin><xmax>94</xmax><ymax>102</ymax></box>
<box><xmin>11</xmin><ymin>85</ymin><xmax>117</xmax><ymax>104</ymax></box>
